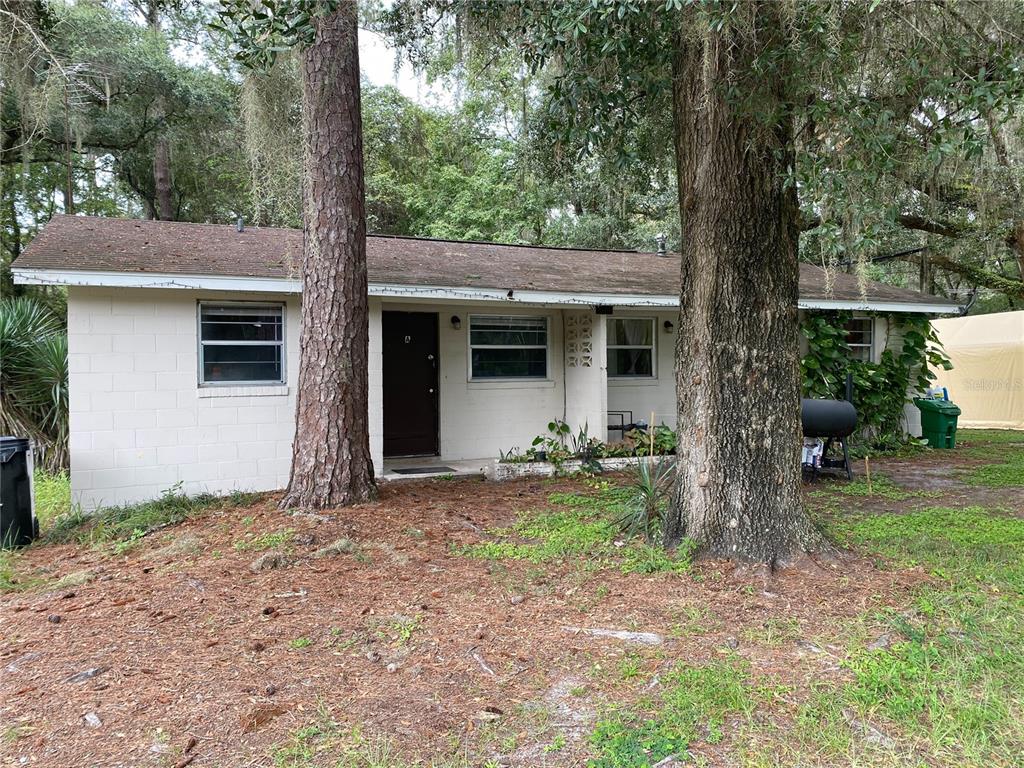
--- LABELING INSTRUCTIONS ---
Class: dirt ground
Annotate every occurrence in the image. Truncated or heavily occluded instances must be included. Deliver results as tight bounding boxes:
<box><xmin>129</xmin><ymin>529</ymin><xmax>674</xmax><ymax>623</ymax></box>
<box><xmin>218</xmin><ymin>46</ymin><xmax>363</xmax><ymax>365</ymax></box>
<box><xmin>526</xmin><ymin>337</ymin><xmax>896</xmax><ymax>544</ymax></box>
<box><xmin>1</xmin><ymin>439</ymin><xmax>1020</xmax><ymax>768</ymax></box>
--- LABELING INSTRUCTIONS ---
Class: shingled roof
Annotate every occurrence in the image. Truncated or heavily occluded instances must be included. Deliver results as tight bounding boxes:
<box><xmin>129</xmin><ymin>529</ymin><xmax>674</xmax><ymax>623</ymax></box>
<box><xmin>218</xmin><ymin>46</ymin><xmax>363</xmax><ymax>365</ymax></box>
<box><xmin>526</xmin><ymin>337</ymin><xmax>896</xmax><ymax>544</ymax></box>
<box><xmin>14</xmin><ymin>215</ymin><xmax>958</xmax><ymax>310</ymax></box>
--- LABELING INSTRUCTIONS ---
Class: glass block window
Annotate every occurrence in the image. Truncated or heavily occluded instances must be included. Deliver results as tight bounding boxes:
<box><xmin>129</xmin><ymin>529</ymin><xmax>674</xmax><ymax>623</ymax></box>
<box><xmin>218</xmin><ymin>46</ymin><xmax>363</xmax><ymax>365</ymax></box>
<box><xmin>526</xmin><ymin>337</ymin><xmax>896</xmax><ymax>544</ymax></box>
<box><xmin>607</xmin><ymin>318</ymin><xmax>655</xmax><ymax>378</ymax></box>
<box><xmin>199</xmin><ymin>303</ymin><xmax>284</xmax><ymax>385</ymax></box>
<box><xmin>469</xmin><ymin>315</ymin><xmax>548</xmax><ymax>379</ymax></box>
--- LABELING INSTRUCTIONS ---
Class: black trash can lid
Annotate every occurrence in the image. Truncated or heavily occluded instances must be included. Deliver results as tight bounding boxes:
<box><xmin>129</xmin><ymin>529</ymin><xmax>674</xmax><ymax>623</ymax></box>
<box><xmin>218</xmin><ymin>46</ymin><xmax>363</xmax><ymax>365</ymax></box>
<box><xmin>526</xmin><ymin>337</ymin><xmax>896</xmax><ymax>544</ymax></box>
<box><xmin>0</xmin><ymin>436</ymin><xmax>29</xmax><ymax>451</ymax></box>
<box><xmin>0</xmin><ymin>437</ymin><xmax>30</xmax><ymax>463</ymax></box>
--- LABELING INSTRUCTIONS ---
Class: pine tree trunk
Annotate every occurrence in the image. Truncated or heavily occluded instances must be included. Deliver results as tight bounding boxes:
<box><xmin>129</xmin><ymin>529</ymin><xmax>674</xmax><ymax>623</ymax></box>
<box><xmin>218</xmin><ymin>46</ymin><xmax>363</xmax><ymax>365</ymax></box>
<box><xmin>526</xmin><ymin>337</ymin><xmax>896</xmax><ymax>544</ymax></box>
<box><xmin>152</xmin><ymin>135</ymin><xmax>174</xmax><ymax>220</ymax></box>
<box><xmin>280</xmin><ymin>1</ymin><xmax>376</xmax><ymax>509</ymax></box>
<box><xmin>664</xmin><ymin>6</ymin><xmax>826</xmax><ymax>565</ymax></box>
<box><xmin>146</xmin><ymin>2</ymin><xmax>174</xmax><ymax>221</ymax></box>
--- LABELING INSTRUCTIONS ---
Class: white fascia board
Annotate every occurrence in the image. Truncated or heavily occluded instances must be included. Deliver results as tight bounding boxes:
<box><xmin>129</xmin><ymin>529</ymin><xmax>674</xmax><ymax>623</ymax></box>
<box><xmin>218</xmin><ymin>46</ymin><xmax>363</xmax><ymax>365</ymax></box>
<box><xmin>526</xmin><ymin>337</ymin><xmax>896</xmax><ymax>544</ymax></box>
<box><xmin>367</xmin><ymin>282</ymin><xmax>679</xmax><ymax>307</ymax></box>
<box><xmin>13</xmin><ymin>268</ymin><xmax>960</xmax><ymax>314</ymax></box>
<box><xmin>11</xmin><ymin>268</ymin><xmax>677</xmax><ymax>306</ymax></box>
<box><xmin>798</xmin><ymin>298</ymin><xmax>961</xmax><ymax>314</ymax></box>
<box><xmin>12</xmin><ymin>267</ymin><xmax>301</xmax><ymax>294</ymax></box>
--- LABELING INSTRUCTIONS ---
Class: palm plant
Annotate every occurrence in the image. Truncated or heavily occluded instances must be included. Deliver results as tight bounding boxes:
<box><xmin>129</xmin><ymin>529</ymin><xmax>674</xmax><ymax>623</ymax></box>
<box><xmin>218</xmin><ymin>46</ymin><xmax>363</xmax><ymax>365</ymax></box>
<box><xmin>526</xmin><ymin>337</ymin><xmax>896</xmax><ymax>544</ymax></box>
<box><xmin>0</xmin><ymin>297</ymin><xmax>69</xmax><ymax>470</ymax></box>
<box><xmin>616</xmin><ymin>457</ymin><xmax>675</xmax><ymax>543</ymax></box>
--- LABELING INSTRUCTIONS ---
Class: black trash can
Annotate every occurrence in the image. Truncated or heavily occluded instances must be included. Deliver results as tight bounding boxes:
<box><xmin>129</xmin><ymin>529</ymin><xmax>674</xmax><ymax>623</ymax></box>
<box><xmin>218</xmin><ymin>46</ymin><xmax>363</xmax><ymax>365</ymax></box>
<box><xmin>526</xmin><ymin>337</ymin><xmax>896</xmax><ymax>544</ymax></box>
<box><xmin>1</xmin><ymin>437</ymin><xmax>37</xmax><ymax>548</ymax></box>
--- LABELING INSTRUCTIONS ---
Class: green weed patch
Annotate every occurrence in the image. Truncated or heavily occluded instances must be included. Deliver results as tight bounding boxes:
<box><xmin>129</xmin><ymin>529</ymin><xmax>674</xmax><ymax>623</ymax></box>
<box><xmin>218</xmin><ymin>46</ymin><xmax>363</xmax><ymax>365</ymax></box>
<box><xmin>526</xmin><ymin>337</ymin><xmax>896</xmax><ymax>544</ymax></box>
<box><xmin>829</xmin><ymin>506</ymin><xmax>1024</xmax><ymax>591</ymax></box>
<box><xmin>957</xmin><ymin>429</ymin><xmax>1024</xmax><ymax>446</ymax></box>
<box><xmin>44</xmin><ymin>486</ymin><xmax>262</xmax><ymax>547</ymax></box>
<box><xmin>810</xmin><ymin>474</ymin><xmax>940</xmax><ymax>501</ymax></box>
<box><xmin>33</xmin><ymin>470</ymin><xmax>71</xmax><ymax>529</ymax></box>
<box><xmin>808</xmin><ymin>505</ymin><xmax>1024</xmax><ymax>763</ymax></box>
<box><xmin>0</xmin><ymin>550</ymin><xmax>46</xmax><ymax>592</ymax></box>
<box><xmin>589</xmin><ymin>661</ymin><xmax>754</xmax><ymax>767</ymax></box>
<box><xmin>963</xmin><ymin>450</ymin><xmax>1024</xmax><ymax>487</ymax></box>
<box><xmin>458</xmin><ymin>489</ymin><xmax>692</xmax><ymax>575</ymax></box>
<box><xmin>234</xmin><ymin>528</ymin><xmax>295</xmax><ymax>552</ymax></box>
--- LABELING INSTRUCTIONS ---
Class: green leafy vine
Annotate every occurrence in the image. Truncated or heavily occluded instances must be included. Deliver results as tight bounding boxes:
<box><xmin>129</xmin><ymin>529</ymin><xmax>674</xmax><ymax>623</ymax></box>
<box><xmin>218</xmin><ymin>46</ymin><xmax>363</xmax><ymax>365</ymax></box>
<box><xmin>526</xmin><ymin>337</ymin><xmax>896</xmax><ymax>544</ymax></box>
<box><xmin>800</xmin><ymin>311</ymin><xmax>952</xmax><ymax>449</ymax></box>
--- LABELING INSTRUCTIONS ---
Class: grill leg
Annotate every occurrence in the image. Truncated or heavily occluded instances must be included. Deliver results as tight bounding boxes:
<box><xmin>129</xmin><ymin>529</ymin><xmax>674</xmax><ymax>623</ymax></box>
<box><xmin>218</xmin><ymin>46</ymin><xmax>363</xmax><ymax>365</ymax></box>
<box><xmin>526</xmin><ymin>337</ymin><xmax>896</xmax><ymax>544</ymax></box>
<box><xmin>841</xmin><ymin>438</ymin><xmax>852</xmax><ymax>480</ymax></box>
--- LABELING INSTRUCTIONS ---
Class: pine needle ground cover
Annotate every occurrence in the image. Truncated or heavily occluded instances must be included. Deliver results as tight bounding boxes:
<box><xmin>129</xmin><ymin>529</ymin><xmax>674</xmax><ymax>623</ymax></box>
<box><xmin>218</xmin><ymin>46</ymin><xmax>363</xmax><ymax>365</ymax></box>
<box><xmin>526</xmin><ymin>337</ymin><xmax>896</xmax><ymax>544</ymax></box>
<box><xmin>1</xmin><ymin>430</ymin><xmax>1021</xmax><ymax>767</ymax></box>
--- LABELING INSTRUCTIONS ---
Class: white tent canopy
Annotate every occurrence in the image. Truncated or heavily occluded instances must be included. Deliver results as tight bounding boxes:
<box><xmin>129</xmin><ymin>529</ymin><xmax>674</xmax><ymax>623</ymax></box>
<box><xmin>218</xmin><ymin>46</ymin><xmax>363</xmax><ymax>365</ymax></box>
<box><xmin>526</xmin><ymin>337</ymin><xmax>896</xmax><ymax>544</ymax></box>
<box><xmin>931</xmin><ymin>310</ymin><xmax>1024</xmax><ymax>430</ymax></box>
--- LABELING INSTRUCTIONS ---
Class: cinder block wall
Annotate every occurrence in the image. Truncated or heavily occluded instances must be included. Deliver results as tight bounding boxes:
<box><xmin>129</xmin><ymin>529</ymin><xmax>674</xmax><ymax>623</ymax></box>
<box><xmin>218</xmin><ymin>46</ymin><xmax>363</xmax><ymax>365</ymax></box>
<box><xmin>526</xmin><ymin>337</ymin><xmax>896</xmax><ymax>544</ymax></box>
<box><xmin>68</xmin><ymin>289</ymin><xmax>387</xmax><ymax>510</ymax></box>
<box><xmin>67</xmin><ymin>287</ymin><xmax>302</xmax><ymax>509</ymax></box>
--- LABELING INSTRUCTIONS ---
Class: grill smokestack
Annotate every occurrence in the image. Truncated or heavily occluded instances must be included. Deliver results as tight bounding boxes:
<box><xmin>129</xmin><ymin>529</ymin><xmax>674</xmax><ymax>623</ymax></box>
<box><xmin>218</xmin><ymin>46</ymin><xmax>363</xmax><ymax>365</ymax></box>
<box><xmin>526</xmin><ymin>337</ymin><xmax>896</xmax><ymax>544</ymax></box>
<box><xmin>655</xmin><ymin>232</ymin><xmax>667</xmax><ymax>256</ymax></box>
<box><xmin>236</xmin><ymin>217</ymin><xmax>244</xmax><ymax>233</ymax></box>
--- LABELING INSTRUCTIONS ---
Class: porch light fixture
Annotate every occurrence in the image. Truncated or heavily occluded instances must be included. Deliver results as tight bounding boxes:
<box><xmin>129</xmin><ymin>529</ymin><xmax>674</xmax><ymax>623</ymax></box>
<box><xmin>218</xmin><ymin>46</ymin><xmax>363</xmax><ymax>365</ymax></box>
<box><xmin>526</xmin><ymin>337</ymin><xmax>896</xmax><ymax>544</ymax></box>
<box><xmin>450</xmin><ymin>315</ymin><xmax>461</xmax><ymax>330</ymax></box>
<box><xmin>663</xmin><ymin>320</ymin><xmax>674</xmax><ymax>333</ymax></box>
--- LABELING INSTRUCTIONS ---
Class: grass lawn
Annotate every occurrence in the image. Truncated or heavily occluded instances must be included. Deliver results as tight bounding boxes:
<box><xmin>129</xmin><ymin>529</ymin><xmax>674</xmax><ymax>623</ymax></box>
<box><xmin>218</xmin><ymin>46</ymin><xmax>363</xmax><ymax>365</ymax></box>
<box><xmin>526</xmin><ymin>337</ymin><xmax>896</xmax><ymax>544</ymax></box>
<box><xmin>1</xmin><ymin>430</ymin><xmax>1021</xmax><ymax>767</ymax></box>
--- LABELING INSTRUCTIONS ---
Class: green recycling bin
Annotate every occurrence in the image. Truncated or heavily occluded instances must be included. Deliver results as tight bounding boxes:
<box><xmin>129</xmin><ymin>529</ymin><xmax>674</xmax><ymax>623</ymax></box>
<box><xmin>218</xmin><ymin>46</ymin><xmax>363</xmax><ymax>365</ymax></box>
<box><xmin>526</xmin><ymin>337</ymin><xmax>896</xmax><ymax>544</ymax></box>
<box><xmin>914</xmin><ymin>398</ymin><xmax>961</xmax><ymax>449</ymax></box>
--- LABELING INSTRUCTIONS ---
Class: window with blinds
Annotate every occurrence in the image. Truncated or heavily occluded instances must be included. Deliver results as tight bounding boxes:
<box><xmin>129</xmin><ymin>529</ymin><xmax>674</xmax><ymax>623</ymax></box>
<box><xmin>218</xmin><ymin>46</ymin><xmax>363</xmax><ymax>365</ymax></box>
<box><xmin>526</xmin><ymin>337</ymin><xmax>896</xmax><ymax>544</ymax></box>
<box><xmin>198</xmin><ymin>303</ymin><xmax>284</xmax><ymax>385</ymax></box>
<box><xmin>469</xmin><ymin>315</ymin><xmax>548</xmax><ymax>379</ymax></box>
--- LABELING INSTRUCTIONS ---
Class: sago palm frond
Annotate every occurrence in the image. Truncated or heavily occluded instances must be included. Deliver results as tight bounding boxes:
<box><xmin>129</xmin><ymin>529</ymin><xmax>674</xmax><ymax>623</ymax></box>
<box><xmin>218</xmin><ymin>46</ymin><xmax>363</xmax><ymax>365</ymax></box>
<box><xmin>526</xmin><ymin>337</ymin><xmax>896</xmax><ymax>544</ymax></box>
<box><xmin>0</xmin><ymin>297</ymin><xmax>68</xmax><ymax>471</ymax></box>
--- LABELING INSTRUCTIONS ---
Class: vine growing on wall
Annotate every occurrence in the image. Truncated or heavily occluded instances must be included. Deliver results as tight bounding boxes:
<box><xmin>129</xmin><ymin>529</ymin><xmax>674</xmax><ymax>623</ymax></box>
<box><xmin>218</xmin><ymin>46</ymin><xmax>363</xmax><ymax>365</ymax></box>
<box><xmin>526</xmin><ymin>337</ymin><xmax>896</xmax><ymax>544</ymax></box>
<box><xmin>800</xmin><ymin>311</ymin><xmax>952</xmax><ymax>448</ymax></box>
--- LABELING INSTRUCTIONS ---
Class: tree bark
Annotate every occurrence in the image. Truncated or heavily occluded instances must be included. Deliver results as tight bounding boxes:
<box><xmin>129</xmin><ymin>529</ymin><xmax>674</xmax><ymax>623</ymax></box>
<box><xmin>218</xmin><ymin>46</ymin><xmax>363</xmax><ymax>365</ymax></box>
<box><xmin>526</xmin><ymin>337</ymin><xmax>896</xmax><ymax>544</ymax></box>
<box><xmin>664</xmin><ymin>5</ymin><xmax>826</xmax><ymax>566</ymax></box>
<box><xmin>280</xmin><ymin>1</ymin><xmax>376</xmax><ymax>509</ymax></box>
<box><xmin>145</xmin><ymin>1</ymin><xmax>174</xmax><ymax>221</ymax></box>
<box><xmin>152</xmin><ymin>134</ymin><xmax>174</xmax><ymax>220</ymax></box>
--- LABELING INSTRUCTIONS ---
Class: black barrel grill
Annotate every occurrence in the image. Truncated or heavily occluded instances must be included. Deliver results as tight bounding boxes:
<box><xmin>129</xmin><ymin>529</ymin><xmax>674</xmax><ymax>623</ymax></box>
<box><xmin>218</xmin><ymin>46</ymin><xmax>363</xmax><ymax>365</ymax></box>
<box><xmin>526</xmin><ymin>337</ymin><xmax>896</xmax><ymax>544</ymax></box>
<box><xmin>801</xmin><ymin>398</ymin><xmax>858</xmax><ymax>480</ymax></box>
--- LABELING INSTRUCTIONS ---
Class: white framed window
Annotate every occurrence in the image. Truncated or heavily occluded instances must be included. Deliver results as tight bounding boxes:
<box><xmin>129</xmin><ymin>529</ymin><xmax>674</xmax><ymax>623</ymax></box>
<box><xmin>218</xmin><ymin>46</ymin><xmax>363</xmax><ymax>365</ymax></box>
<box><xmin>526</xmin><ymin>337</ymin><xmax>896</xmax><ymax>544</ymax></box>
<box><xmin>469</xmin><ymin>315</ymin><xmax>548</xmax><ymax>379</ymax></box>
<box><xmin>607</xmin><ymin>317</ymin><xmax>656</xmax><ymax>378</ymax></box>
<box><xmin>198</xmin><ymin>302</ymin><xmax>285</xmax><ymax>386</ymax></box>
<box><xmin>845</xmin><ymin>317</ymin><xmax>873</xmax><ymax>362</ymax></box>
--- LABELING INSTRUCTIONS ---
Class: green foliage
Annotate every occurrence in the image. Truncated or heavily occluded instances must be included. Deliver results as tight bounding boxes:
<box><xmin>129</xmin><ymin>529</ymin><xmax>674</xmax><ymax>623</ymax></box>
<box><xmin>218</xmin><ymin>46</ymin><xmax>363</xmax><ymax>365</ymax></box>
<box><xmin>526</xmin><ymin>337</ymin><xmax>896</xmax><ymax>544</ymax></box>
<box><xmin>380</xmin><ymin>614</ymin><xmax>422</xmax><ymax>646</ymax></box>
<box><xmin>615</xmin><ymin>458</ymin><xmax>674</xmax><ymax>543</ymax></box>
<box><xmin>382</xmin><ymin>1</ymin><xmax>1024</xmax><ymax>301</ymax></box>
<box><xmin>234</xmin><ymin>528</ymin><xmax>295</xmax><ymax>552</ymax></box>
<box><xmin>809</xmin><ymin>474</ymin><xmax>940</xmax><ymax>501</ymax></box>
<box><xmin>813</xmin><ymin>505</ymin><xmax>1024</xmax><ymax>763</ymax></box>
<box><xmin>626</xmin><ymin>425</ymin><xmax>677</xmax><ymax>457</ymax></box>
<box><xmin>45</xmin><ymin>484</ymin><xmax>255</xmax><ymax>547</ymax></box>
<box><xmin>502</xmin><ymin>420</ymin><xmax>676</xmax><ymax>467</ymax></box>
<box><xmin>3</xmin><ymin>1</ymin><xmax>250</xmax><ymax>297</ymax></box>
<box><xmin>589</xmin><ymin>661</ymin><xmax>754</xmax><ymax>767</ymax></box>
<box><xmin>799</xmin><ymin>312</ymin><xmax>853</xmax><ymax>399</ymax></box>
<box><xmin>801</xmin><ymin>311</ymin><xmax>951</xmax><ymax>449</ymax></box>
<box><xmin>828</xmin><ymin>506</ymin><xmax>1024</xmax><ymax>591</ymax></box>
<box><xmin>458</xmin><ymin>487</ymin><xmax>691</xmax><ymax>575</ymax></box>
<box><xmin>958</xmin><ymin>429</ymin><xmax>1024</xmax><ymax>446</ymax></box>
<box><xmin>31</xmin><ymin>470</ymin><xmax>71</xmax><ymax>533</ymax></box>
<box><xmin>213</xmin><ymin>1</ymin><xmax>340</xmax><ymax>69</ymax></box>
<box><xmin>964</xmin><ymin>452</ymin><xmax>1024</xmax><ymax>488</ymax></box>
<box><xmin>0</xmin><ymin>298</ymin><xmax>68</xmax><ymax>469</ymax></box>
<box><xmin>0</xmin><ymin>549</ymin><xmax>46</xmax><ymax>593</ymax></box>
<box><xmin>528</xmin><ymin>418</ymin><xmax>575</xmax><ymax>466</ymax></box>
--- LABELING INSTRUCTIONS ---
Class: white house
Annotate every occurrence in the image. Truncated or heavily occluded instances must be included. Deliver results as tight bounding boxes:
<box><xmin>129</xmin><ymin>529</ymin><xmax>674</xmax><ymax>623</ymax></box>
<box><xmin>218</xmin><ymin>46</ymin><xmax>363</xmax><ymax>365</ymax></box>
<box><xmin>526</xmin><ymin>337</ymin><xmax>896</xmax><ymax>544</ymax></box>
<box><xmin>13</xmin><ymin>215</ymin><xmax>960</xmax><ymax>509</ymax></box>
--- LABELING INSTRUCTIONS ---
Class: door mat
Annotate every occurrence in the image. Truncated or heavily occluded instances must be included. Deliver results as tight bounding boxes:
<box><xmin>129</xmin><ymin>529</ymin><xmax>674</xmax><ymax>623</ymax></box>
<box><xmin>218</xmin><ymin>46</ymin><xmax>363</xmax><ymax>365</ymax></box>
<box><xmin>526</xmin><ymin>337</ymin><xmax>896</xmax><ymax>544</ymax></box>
<box><xmin>390</xmin><ymin>466</ymin><xmax>458</xmax><ymax>475</ymax></box>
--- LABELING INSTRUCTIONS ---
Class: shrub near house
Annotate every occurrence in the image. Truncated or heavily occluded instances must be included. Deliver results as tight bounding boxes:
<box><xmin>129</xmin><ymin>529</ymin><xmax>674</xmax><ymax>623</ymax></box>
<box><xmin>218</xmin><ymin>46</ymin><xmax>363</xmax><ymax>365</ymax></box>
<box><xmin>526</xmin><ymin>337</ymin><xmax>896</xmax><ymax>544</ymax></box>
<box><xmin>801</xmin><ymin>311</ymin><xmax>951</xmax><ymax>450</ymax></box>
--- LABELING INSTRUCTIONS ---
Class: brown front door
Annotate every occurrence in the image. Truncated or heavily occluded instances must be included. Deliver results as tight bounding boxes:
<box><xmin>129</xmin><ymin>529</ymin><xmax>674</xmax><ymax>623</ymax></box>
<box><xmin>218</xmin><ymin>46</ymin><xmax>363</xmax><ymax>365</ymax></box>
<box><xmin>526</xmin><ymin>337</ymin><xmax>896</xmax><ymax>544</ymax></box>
<box><xmin>383</xmin><ymin>311</ymin><xmax>439</xmax><ymax>457</ymax></box>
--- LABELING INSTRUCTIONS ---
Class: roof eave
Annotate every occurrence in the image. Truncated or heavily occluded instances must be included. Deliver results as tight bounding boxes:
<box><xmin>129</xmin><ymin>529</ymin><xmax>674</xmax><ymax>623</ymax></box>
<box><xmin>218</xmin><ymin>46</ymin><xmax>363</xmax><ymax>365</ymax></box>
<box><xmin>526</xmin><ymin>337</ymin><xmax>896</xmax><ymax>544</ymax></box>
<box><xmin>11</xmin><ymin>267</ymin><xmax>962</xmax><ymax>315</ymax></box>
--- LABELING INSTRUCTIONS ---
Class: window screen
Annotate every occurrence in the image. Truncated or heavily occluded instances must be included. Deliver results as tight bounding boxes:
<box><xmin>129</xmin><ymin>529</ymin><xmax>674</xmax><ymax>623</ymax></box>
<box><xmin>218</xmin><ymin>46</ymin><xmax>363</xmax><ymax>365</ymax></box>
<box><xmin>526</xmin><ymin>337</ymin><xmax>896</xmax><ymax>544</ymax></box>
<box><xmin>199</xmin><ymin>304</ymin><xmax>284</xmax><ymax>385</ymax></box>
<box><xmin>607</xmin><ymin>318</ymin><xmax>655</xmax><ymax>377</ymax></box>
<box><xmin>469</xmin><ymin>315</ymin><xmax>548</xmax><ymax>379</ymax></box>
<box><xmin>844</xmin><ymin>317</ymin><xmax>873</xmax><ymax>363</ymax></box>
